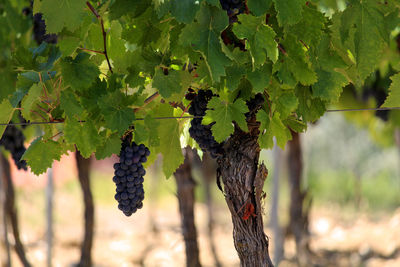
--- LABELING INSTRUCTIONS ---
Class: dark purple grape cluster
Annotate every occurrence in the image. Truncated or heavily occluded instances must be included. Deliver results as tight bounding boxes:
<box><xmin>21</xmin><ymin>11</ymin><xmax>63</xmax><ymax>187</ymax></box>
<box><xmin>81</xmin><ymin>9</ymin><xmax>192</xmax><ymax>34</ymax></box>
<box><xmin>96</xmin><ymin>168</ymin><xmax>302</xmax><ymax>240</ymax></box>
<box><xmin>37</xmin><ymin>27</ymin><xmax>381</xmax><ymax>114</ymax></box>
<box><xmin>33</xmin><ymin>13</ymin><xmax>57</xmax><ymax>45</ymax></box>
<box><xmin>219</xmin><ymin>0</ymin><xmax>245</xmax><ymax>23</ymax></box>
<box><xmin>112</xmin><ymin>140</ymin><xmax>150</xmax><ymax>216</ymax></box>
<box><xmin>0</xmin><ymin>126</ymin><xmax>27</xmax><ymax>170</ymax></box>
<box><xmin>245</xmin><ymin>93</ymin><xmax>265</xmax><ymax>120</ymax></box>
<box><xmin>22</xmin><ymin>1</ymin><xmax>57</xmax><ymax>45</ymax></box>
<box><xmin>188</xmin><ymin>90</ymin><xmax>223</xmax><ymax>158</ymax></box>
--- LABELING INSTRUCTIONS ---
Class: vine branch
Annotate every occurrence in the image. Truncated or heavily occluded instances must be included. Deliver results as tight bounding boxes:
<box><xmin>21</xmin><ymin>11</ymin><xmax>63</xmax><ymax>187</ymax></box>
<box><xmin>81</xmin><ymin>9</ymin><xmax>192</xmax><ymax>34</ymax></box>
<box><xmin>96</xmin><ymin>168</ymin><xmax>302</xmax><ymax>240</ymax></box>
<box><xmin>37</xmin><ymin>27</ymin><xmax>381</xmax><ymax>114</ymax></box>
<box><xmin>86</xmin><ymin>1</ymin><xmax>113</xmax><ymax>73</ymax></box>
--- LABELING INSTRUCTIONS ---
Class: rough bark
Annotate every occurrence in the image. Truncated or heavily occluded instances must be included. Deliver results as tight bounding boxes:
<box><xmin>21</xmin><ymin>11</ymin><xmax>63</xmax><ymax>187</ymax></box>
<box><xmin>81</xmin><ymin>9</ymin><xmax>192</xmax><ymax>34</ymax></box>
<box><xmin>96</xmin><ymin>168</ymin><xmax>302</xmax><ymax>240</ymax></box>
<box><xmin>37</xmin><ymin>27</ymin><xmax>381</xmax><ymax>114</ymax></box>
<box><xmin>174</xmin><ymin>147</ymin><xmax>202</xmax><ymax>267</ymax></box>
<box><xmin>0</xmin><ymin>154</ymin><xmax>31</xmax><ymax>267</ymax></box>
<box><xmin>75</xmin><ymin>152</ymin><xmax>94</xmax><ymax>267</ymax></box>
<box><xmin>217</xmin><ymin>126</ymin><xmax>273</xmax><ymax>267</ymax></box>
<box><xmin>199</xmin><ymin>152</ymin><xmax>222</xmax><ymax>267</ymax></box>
<box><xmin>287</xmin><ymin>131</ymin><xmax>310</xmax><ymax>266</ymax></box>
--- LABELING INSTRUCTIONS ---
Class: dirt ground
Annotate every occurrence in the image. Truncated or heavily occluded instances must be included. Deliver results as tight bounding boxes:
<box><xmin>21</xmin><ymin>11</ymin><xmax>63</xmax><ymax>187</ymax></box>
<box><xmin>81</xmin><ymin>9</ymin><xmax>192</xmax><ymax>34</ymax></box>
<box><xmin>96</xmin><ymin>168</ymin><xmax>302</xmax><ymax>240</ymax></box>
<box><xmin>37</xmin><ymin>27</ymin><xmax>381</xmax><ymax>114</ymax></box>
<box><xmin>4</xmin><ymin>195</ymin><xmax>400</xmax><ymax>267</ymax></box>
<box><xmin>2</xmin><ymin>154</ymin><xmax>400</xmax><ymax>267</ymax></box>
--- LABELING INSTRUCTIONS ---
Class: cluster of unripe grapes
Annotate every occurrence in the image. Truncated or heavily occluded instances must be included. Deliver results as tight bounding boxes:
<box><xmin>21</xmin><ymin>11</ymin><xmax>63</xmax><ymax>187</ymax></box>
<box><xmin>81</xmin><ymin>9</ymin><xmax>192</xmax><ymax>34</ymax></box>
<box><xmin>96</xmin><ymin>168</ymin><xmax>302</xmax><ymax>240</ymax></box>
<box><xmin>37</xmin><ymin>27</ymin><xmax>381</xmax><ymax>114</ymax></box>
<box><xmin>112</xmin><ymin>139</ymin><xmax>150</xmax><ymax>216</ymax></box>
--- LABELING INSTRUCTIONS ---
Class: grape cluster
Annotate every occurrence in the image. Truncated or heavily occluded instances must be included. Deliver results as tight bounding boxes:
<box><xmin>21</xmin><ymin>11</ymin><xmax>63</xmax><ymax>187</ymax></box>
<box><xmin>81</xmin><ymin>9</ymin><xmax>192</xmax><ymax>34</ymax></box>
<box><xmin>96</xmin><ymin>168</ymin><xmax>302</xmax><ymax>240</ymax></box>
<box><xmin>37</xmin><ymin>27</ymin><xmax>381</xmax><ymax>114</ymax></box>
<box><xmin>23</xmin><ymin>1</ymin><xmax>57</xmax><ymax>45</ymax></box>
<box><xmin>0</xmin><ymin>126</ymin><xmax>27</xmax><ymax>170</ymax></box>
<box><xmin>112</xmin><ymin>139</ymin><xmax>150</xmax><ymax>216</ymax></box>
<box><xmin>219</xmin><ymin>0</ymin><xmax>245</xmax><ymax>23</ymax></box>
<box><xmin>33</xmin><ymin>13</ymin><xmax>57</xmax><ymax>45</ymax></box>
<box><xmin>245</xmin><ymin>93</ymin><xmax>265</xmax><ymax>120</ymax></box>
<box><xmin>188</xmin><ymin>90</ymin><xmax>223</xmax><ymax>158</ymax></box>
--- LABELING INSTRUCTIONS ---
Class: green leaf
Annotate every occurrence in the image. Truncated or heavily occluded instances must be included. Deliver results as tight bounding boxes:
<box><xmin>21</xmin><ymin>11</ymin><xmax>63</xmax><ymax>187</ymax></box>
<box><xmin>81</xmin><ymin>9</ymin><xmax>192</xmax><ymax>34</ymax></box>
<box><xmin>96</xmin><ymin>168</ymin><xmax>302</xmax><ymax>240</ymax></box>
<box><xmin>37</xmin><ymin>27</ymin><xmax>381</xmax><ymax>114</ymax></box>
<box><xmin>99</xmin><ymin>91</ymin><xmax>135</xmax><ymax>134</ymax></box>
<box><xmin>60</xmin><ymin>53</ymin><xmax>100</xmax><ymax>91</ymax></box>
<box><xmin>64</xmin><ymin>119</ymin><xmax>101</xmax><ymax>158</ymax></box>
<box><xmin>22</xmin><ymin>137</ymin><xmax>68</xmax><ymax>175</ymax></box>
<box><xmin>225</xmin><ymin>65</ymin><xmax>246</xmax><ymax>91</ymax></box>
<box><xmin>21</xmin><ymin>83</ymin><xmax>42</xmax><ymax>121</ymax></box>
<box><xmin>288</xmin><ymin>6</ymin><xmax>326</xmax><ymax>45</ymax></box>
<box><xmin>275</xmin><ymin>91</ymin><xmax>298</xmax><ymax>119</ymax></box>
<box><xmin>60</xmin><ymin>91</ymin><xmax>84</xmax><ymax>118</ymax></box>
<box><xmin>179</xmin><ymin>4</ymin><xmax>230</xmax><ymax>82</ymax></box>
<box><xmin>296</xmin><ymin>86</ymin><xmax>326</xmax><ymax>122</ymax></box>
<box><xmin>40</xmin><ymin>0</ymin><xmax>86</xmax><ymax>33</ymax></box>
<box><xmin>0</xmin><ymin>99</ymin><xmax>15</xmax><ymax>139</ymax></box>
<box><xmin>270</xmin><ymin>112</ymin><xmax>292</xmax><ymax>149</ymax></box>
<box><xmin>233</xmin><ymin>15</ymin><xmax>278</xmax><ymax>66</ymax></box>
<box><xmin>152</xmin><ymin>69</ymin><xmax>183</xmax><ymax>99</ymax></box>
<box><xmin>311</xmin><ymin>35</ymin><xmax>348</xmax><ymax>102</ymax></box>
<box><xmin>340</xmin><ymin>2</ymin><xmax>388</xmax><ymax>80</ymax></box>
<box><xmin>246</xmin><ymin>63</ymin><xmax>272</xmax><ymax>93</ymax></box>
<box><xmin>152</xmin><ymin>104</ymin><xmax>184</xmax><ymax>178</ymax></box>
<box><xmin>203</xmin><ymin>98</ymin><xmax>248</xmax><ymax>143</ymax></box>
<box><xmin>257</xmin><ymin>111</ymin><xmax>291</xmax><ymax>149</ymax></box>
<box><xmin>383</xmin><ymin>73</ymin><xmax>400</xmax><ymax>108</ymax></box>
<box><xmin>247</xmin><ymin>0</ymin><xmax>272</xmax><ymax>16</ymax></box>
<box><xmin>170</xmin><ymin>0</ymin><xmax>201</xmax><ymax>23</ymax></box>
<box><xmin>282</xmin><ymin>34</ymin><xmax>317</xmax><ymax>86</ymax></box>
<box><xmin>95</xmin><ymin>133</ymin><xmax>122</xmax><ymax>160</ymax></box>
<box><xmin>256</xmin><ymin>110</ymin><xmax>273</xmax><ymax>149</ymax></box>
<box><xmin>273</xmin><ymin>0</ymin><xmax>306</xmax><ymax>26</ymax></box>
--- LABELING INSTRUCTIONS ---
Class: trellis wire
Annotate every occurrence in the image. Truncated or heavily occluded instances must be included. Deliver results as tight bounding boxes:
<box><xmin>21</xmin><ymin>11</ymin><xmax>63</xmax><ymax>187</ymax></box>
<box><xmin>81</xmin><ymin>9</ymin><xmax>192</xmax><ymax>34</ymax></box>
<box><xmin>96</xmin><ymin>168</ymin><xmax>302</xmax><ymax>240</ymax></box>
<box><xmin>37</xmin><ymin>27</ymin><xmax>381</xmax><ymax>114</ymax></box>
<box><xmin>0</xmin><ymin>107</ymin><xmax>400</xmax><ymax>126</ymax></box>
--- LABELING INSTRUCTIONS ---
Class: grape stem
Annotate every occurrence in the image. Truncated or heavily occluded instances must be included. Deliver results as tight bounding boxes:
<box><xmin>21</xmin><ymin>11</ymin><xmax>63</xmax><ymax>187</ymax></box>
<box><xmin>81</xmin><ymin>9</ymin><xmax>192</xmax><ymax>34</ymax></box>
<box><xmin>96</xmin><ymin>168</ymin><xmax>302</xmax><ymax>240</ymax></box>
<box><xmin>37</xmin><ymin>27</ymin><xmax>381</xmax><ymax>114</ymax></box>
<box><xmin>86</xmin><ymin>1</ymin><xmax>113</xmax><ymax>74</ymax></box>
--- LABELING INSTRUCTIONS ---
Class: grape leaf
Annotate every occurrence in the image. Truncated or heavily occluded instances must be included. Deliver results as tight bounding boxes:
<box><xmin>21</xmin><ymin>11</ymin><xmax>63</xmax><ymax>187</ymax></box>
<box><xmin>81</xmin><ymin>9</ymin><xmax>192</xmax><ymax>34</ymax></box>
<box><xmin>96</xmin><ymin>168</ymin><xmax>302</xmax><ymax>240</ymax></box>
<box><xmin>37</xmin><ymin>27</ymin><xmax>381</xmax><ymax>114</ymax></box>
<box><xmin>273</xmin><ymin>0</ymin><xmax>306</xmax><ymax>26</ymax></box>
<box><xmin>22</xmin><ymin>137</ymin><xmax>69</xmax><ymax>175</ymax></box>
<box><xmin>296</xmin><ymin>86</ymin><xmax>326</xmax><ymax>122</ymax></box>
<box><xmin>203</xmin><ymin>98</ymin><xmax>248</xmax><ymax>143</ymax></box>
<box><xmin>95</xmin><ymin>133</ymin><xmax>122</xmax><ymax>160</ymax></box>
<box><xmin>340</xmin><ymin>2</ymin><xmax>388</xmax><ymax>80</ymax></box>
<box><xmin>152</xmin><ymin>104</ymin><xmax>184</xmax><ymax>178</ymax></box>
<box><xmin>99</xmin><ymin>91</ymin><xmax>135</xmax><ymax>134</ymax></box>
<box><xmin>288</xmin><ymin>6</ymin><xmax>326</xmax><ymax>45</ymax></box>
<box><xmin>21</xmin><ymin>83</ymin><xmax>42</xmax><ymax>121</ymax></box>
<box><xmin>233</xmin><ymin>15</ymin><xmax>278</xmax><ymax>66</ymax></box>
<box><xmin>179</xmin><ymin>4</ymin><xmax>230</xmax><ymax>82</ymax></box>
<box><xmin>282</xmin><ymin>34</ymin><xmax>317</xmax><ymax>86</ymax></box>
<box><xmin>60</xmin><ymin>53</ymin><xmax>100</xmax><ymax>91</ymax></box>
<box><xmin>60</xmin><ymin>91</ymin><xmax>83</xmax><ymax>119</ymax></box>
<box><xmin>64</xmin><ymin>119</ymin><xmax>101</xmax><ymax>158</ymax></box>
<box><xmin>170</xmin><ymin>0</ymin><xmax>200</xmax><ymax>23</ymax></box>
<box><xmin>225</xmin><ymin>65</ymin><xmax>246</xmax><ymax>91</ymax></box>
<box><xmin>257</xmin><ymin>110</ymin><xmax>291</xmax><ymax>149</ymax></box>
<box><xmin>311</xmin><ymin>35</ymin><xmax>348</xmax><ymax>102</ymax></box>
<box><xmin>0</xmin><ymin>99</ymin><xmax>15</xmax><ymax>139</ymax></box>
<box><xmin>152</xmin><ymin>69</ymin><xmax>183</xmax><ymax>99</ymax></box>
<box><xmin>40</xmin><ymin>0</ymin><xmax>86</xmax><ymax>33</ymax></box>
<box><xmin>247</xmin><ymin>0</ymin><xmax>272</xmax><ymax>16</ymax></box>
<box><xmin>246</xmin><ymin>63</ymin><xmax>272</xmax><ymax>93</ymax></box>
<box><xmin>383</xmin><ymin>73</ymin><xmax>400</xmax><ymax>108</ymax></box>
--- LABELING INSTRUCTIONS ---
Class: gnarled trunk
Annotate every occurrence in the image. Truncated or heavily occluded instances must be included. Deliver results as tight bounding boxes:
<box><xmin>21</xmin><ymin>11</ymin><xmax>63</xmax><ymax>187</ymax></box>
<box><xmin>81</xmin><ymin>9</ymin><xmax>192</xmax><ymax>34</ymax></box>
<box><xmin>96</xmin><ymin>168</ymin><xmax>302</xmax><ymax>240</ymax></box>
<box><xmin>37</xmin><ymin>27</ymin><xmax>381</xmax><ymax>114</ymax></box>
<box><xmin>1</xmin><ymin>154</ymin><xmax>31</xmax><ymax>267</ymax></box>
<box><xmin>174</xmin><ymin>147</ymin><xmax>201</xmax><ymax>267</ymax></box>
<box><xmin>75</xmin><ymin>152</ymin><xmax>94</xmax><ymax>267</ymax></box>
<box><xmin>288</xmin><ymin>131</ymin><xmax>310</xmax><ymax>266</ymax></box>
<box><xmin>218</xmin><ymin>127</ymin><xmax>273</xmax><ymax>267</ymax></box>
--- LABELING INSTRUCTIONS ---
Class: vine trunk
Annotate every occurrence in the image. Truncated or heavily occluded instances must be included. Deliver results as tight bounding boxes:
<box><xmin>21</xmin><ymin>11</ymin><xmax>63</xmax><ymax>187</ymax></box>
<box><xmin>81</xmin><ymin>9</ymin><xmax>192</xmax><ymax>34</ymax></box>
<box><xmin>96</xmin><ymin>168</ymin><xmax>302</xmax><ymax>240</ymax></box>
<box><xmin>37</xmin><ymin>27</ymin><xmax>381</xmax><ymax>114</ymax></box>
<box><xmin>218</xmin><ymin>127</ymin><xmax>273</xmax><ymax>267</ymax></box>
